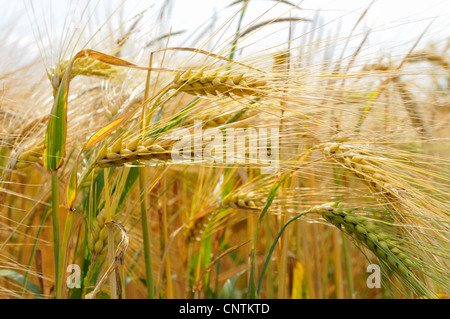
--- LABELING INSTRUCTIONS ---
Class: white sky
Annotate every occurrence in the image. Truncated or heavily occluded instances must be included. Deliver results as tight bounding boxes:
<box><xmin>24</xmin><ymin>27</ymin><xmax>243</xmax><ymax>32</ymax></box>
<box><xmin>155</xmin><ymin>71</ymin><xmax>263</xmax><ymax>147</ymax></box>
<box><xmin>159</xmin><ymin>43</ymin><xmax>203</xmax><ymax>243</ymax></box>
<box><xmin>1</xmin><ymin>0</ymin><xmax>449</xmax><ymax>71</ymax></box>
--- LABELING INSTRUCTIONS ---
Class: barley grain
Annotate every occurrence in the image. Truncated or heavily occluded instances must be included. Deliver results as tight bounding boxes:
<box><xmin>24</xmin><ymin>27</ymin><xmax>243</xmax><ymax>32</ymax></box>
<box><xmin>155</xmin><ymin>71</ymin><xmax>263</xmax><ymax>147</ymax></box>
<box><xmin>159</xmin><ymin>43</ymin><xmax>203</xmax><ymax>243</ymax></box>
<box><xmin>171</xmin><ymin>70</ymin><xmax>267</xmax><ymax>97</ymax></box>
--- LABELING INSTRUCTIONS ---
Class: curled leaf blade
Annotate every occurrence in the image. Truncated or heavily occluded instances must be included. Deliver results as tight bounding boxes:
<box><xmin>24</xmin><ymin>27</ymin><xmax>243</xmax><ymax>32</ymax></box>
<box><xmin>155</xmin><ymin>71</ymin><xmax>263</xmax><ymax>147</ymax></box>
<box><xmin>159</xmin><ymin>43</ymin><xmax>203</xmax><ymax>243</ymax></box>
<box><xmin>65</xmin><ymin>159</ymin><xmax>79</xmax><ymax>210</ymax></box>
<box><xmin>43</xmin><ymin>75</ymin><xmax>68</xmax><ymax>171</ymax></box>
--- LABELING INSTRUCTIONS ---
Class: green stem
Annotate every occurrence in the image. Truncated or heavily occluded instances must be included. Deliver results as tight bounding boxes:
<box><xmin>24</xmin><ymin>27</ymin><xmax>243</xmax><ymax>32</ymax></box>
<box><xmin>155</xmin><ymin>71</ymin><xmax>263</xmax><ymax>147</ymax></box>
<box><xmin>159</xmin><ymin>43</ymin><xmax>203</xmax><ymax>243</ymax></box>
<box><xmin>51</xmin><ymin>170</ymin><xmax>61</xmax><ymax>299</ymax></box>
<box><xmin>107</xmin><ymin>226</ymin><xmax>116</xmax><ymax>298</ymax></box>
<box><xmin>278</xmin><ymin>222</ymin><xmax>289</xmax><ymax>298</ymax></box>
<box><xmin>341</xmin><ymin>232</ymin><xmax>354</xmax><ymax>298</ymax></box>
<box><xmin>249</xmin><ymin>177</ymin><xmax>284</xmax><ymax>299</ymax></box>
<box><xmin>103</xmin><ymin>170</ymin><xmax>116</xmax><ymax>299</ymax></box>
<box><xmin>58</xmin><ymin>210</ymin><xmax>75</xmax><ymax>299</ymax></box>
<box><xmin>250</xmin><ymin>176</ymin><xmax>287</xmax><ymax>298</ymax></box>
<box><xmin>265</xmin><ymin>214</ymin><xmax>273</xmax><ymax>298</ymax></box>
<box><xmin>229</xmin><ymin>0</ymin><xmax>249</xmax><ymax>61</ymax></box>
<box><xmin>321</xmin><ymin>239</ymin><xmax>330</xmax><ymax>299</ymax></box>
<box><xmin>139</xmin><ymin>168</ymin><xmax>155</xmax><ymax>298</ymax></box>
<box><xmin>257</xmin><ymin>211</ymin><xmax>309</xmax><ymax>298</ymax></box>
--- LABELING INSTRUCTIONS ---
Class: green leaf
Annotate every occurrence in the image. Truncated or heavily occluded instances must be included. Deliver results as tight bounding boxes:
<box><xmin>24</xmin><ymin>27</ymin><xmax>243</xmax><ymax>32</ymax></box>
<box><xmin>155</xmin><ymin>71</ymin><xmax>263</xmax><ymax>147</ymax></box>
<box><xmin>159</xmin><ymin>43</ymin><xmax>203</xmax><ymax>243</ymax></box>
<box><xmin>44</xmin><ymin>74</ymin><xmax>68</xmax><ymax>171</ymax></box>
<box><xmin>115</xmin><ymin>166</ymin><xmax>140</xmax><ymax>214</ymax></box>
<box><xmin>0</xmin><ymin>269</ymin><xmax>43</xmax><ymax>299</ymax></box>
<box><xmin>149</xmin><ymin>97</ymin><xmax>200</xmax><ymax>137</ymax></box>
<box><xmin>249</xmin><ymin>174</ymin><xmax>287</xmax><ymax>299</ymax></box>
<box><xmin>257</xmin><ymin>210</ymin><xmax>309</xmax><ymax>298</ymax></box>
<box><xmin>220</xmin><ymin>271</ymin><xmax>245</xmax><ymax>299</ymax></box>
<box><xmin>65</xmin><ymin>158</ymin><xmax>79</xmax><ymax>210</ymax></box>
<box><xmin>257</xmin><ymin>175</ymin><xmax>287</xmax><ymax>225</ymax></box>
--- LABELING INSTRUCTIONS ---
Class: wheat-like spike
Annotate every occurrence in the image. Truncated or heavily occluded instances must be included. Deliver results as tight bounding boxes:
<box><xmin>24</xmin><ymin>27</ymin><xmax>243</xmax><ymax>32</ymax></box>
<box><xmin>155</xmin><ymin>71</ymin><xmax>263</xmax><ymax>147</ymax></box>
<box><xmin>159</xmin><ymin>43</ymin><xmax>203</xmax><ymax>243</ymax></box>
<box><xmin>310</xmin><ymin>203</ymin><xmax>415</xmax><ymax>277</ymax></box>
<box><xmin>88</xmin><ymin>209</ymin><xmax>121</xmax><ymax>262</ymax></box>
<box><xmin>104</xmin><ymin>90</ymin><xmax>145</xmax><ymax>121</ymax></box>
<box><xmin>49</xmin><ymin>57</ymin><xmax>122</xmax><ymax>91</ymax></box>
<box><xmin>71</xmin><ymin>57</ymin><xmax>122</xmax><ymax>78</ymax></box>
<box><xmin>393</xmin><ymin>77</ymin><xmax>428</xmax><ymax>137</ymax></box>
<box><xmin>319</xmin><ymin>142</ymin><xmax>401</xmax><ymax>196</ymax></box>
<box><xmin>184</xmin><ymin>212</ymin><xmax>213</xmax><ymax>243</ymax></box>
<box><xmin>0</xmin><ymin>113</ymin><xmax>47</xmax><ymax>149</ymax></box>
<box><xmin>95</xmin><ymin>135</ymin><xmax>173</xmax><ymax>167</ymax></box>
<box><xmin>13</xmin><ymin>144</ymin><xmax>44</xmax><ymax>169</ymax></box>
<box><xmin>171</xmin><ymin>69</ymin><xmax>267</xmax><ymax>97</ymax></box>
<box><xmin>221</xmin><ymin>191</ymin><xmax>265</xmax><ymax>210</ymax></box>
<box><xmin>79</xmin><ymin>167</ymin><xmax>103</xmax><ymax>189</ymax></box>
<box><xmin>12</xmin><ymin>115</ymin><xmax>49</xmax><ymax>145</ymax></box>
<box><xmin>96</xmin><ymin>125</ymin><xmax>266</xmax><ymax>168</ymax></box>
<box><xmin>408</xmin><ymin>51</ymin><xmax>450</xmax><ymax>71</ymax></box>
<box><xmin>185</xmin><ymin>107</ymin><xmax>258</xmax><ymax>128</ymax></box>
<box><xmin>3</xmin><ymin>115</ymin><xmax>48</xmax><ymax>170</ymax></box>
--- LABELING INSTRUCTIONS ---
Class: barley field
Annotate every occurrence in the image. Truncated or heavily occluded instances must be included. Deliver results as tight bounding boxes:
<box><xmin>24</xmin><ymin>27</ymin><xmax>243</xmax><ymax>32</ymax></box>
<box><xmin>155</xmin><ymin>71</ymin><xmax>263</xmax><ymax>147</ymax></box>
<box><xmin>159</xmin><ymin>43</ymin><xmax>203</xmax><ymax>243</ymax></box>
<box><xmin>0</xmin><ymin>0</ymin><xmax>449</xmax><ymax>299</ymax></box>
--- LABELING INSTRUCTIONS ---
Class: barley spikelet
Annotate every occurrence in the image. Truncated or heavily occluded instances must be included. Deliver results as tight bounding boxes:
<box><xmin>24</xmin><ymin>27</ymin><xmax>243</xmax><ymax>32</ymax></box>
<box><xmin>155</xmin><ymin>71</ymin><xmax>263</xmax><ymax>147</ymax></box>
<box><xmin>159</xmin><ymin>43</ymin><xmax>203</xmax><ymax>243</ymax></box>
<box><xmin>11</xmin><ymin>115</ymin><xmax>49</xmax><ymax>146</ymax></box>
<box><xmin>88</xmin><ymin>209</ymin><xmax>120</xmax><ymax>262</ymax></box>
<box><xmin>12</xmin><ymin>144</ymin><xmax>44</xmax><ymax>169</ymax></box>
<box><xmin>319</xmin><ymin>142</ymin><xmax>400</xmax><ymax>197</ymax></box>
<box><xmin>185</xmin><ymin>107</ymin><xmax>258</xmax><ymax>128</ymax></box>
<box><xmin>79</xmin><ymin>167</ymin><xmax>103</xmax><ymax>189</ymax></box>
<box><xmin>393</xmin><ymin>77</ymin><xmax>428</xmax><ymax>137</ymax></box>
<box><xmin>310</xmin><ymin>203</ymin><xmax>414</xmax><ymax>276</ymax></box>
<box><xmin>94</xmin><ymin>135</ymin><xmax>173</xmax><ymax>168</ymax></box>
<box><xmin>408</xmin><ymin>51</ymin><xmax>450</xmax><ymax>72</ymax></box>
<box><xmin>49</xmin><ymin>57</ymin><xmax>122</xmax><ymax>91</ymax></box>
<box><xmin>317</xmin><ymin>141</ymin><xmax>448</xmax><ymax>226</ymax></box>
<box><xmin>309</xmin><ymin>202</ymin><xmax>450</xmax><ymax>297</ymax></box>
<box><xmin>171</xmin><ymin>69</ymin><xmax>267</xmax><ymax>97</ymax></box>
<box><xmin>104</xmin><ymin>89</ymin><xmax>145</xmax><ymax>121</ymax></box>
<box><xmin>221</xmin><ymin>191</ymin><xmax>265</xmax><ymax>210</ymax></box>
<box><xmin>184</xmin><ymin>211</ymin><xmax>213</xmax><ymax>243</ymax></box>
<box><xmin>96</xmin><ymin>125</ymin><xmax>258</xmax><ymax>168</ymax></box>
<box><xmin>2</xmin><ymin>114</ymin><xmax>48</xmax><ymax>171</ymax></box>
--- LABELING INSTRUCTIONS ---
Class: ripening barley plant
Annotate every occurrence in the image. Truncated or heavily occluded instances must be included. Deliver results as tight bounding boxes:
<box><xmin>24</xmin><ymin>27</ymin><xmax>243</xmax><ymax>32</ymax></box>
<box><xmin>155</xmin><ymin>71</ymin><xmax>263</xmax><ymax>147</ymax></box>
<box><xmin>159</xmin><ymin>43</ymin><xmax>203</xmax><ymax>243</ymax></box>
<box><xmin>0</xmin><ymin>0</ymin><xmax>449</xmax><ymax>300</ymax></box>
